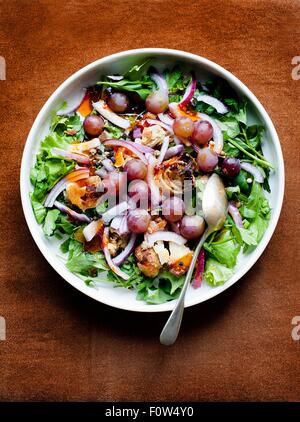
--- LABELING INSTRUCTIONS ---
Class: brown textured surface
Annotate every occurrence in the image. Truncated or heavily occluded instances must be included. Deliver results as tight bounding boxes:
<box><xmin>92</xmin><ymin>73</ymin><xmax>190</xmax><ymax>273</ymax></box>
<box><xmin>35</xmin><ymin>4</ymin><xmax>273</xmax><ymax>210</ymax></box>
<box><xmin>0</xmin><ymin>0</ymin><xmax>299</xmax><ymax>402</ymax></box>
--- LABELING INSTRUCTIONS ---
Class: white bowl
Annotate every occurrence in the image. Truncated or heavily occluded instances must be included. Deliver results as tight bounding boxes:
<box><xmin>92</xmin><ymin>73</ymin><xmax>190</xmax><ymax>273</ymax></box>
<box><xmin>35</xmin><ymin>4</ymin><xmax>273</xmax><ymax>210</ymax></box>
<box><xmin>20</xmin><ymin>48</ymin><xmax>284</xmax><ymax>312</ymax></box>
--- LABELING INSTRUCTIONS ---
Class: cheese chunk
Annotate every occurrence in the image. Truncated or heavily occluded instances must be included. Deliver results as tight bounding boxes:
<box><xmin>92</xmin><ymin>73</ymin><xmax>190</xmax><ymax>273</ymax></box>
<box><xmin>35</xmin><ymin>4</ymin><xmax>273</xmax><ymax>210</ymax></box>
<box><xmin>153</xmin><ymin>241</ymin><xmax>170</xmax><ymax>265</ymax></box>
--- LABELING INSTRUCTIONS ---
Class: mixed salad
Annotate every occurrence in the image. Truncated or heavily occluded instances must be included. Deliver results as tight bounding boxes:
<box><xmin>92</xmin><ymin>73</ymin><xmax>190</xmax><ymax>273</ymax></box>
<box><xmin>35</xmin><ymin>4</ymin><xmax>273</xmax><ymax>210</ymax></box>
<box><xmin>30</xmin><ymin>60</ymin><xmax>272</xmax><ymax>304</ymax></box>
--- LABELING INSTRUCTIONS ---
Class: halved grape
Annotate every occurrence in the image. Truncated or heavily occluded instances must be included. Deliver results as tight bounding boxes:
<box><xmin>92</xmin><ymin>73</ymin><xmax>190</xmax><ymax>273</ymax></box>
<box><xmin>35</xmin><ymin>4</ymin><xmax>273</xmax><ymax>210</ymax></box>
<box><xmin>83</xmin><ymin>115</ymin><xmax>104</xmax><ymax>137</ymax></box>
<box><xmin>197</xmin><ymin>147</ymin><xmax>218</xmax><ymax>172</ymax></box>
<box><xmin>221</xmin><ymin>157</ymin><xmax>241</xmax><ymax>178</ymax></box>
<box><xmin>124</xmin><ymin>159</ymin><xmax>147</xmax><ymax>181</ymax></box>
<box><xmin>127</xmin><ymin>209</ymin><xmax>151</xmax><ymax>233</ymax></box>
<box><xmin>192</xmin><ymin>120</ymin><xmax>213</xmax><ymax>145</ymax></box>
<box><xmin>180</xmin><ymin>215</ymin><xmax>205</xmax><ymax>239</ymax></box>
<box><xmin>145</xmin><ymin>91</ymin><xmax>169</xmax><ymax>114</ymax></box>
<box><xmin>173</xmin><ymin>116</ymin><xmax>194</xmax><ymax>138</ymax></box>
<box><xmin>108</xmin><ymin>92</ymin><xmax>129</xmax><ymax>113</ymax></box>
<box><xmin>162</xmin><ymin>197</ymin><xmax>185</xmax><ymax>223</ymax></box>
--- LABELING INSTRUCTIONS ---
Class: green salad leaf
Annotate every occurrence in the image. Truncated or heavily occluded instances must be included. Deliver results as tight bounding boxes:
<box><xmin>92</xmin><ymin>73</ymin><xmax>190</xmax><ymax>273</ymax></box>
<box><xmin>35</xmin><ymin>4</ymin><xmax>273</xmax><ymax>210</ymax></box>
<box><xmin>104</xmin><ymin>121</ymin><xmax>124</xmax><ymax>139</ymax></box>
<box><xmin>239</xmin><ymin>182</ymin><xmax>271</xmax><ymax>253</ymax></box>
<box><xmin>62</xmin><ymin>239</ymin><xmax>107</xmax><ymax>277</ymax></box>
<box><xmin>125</xmin><ymin>58</ymin><xmax>153</xmax><ymax>80</ymax></box>
<box><xmin>164</xmin><ymin>67</ymin><xmax>191</xmax><ymax>102</ymax></box>
<box><xmin>30</xmin><ymin>195</ymin><xmax>47</xmax><ymax>224</ymax></box>
<box><xmin>97</xmin><ymin>76</ymin><xmax>154</xmax><ymax>100</ymax></box>
<box><xmin>204</xmin><ymin>259</ymin><xmax>234</xmax><ymax>287</ymax></box>
<box><xmin>31</xmin><ymin>156</ymin><xmax>75</xmax><ymax>202</ymax></box>
<box><xmin>43</xmin><ymin>209</ymin><xmax>60</xmax><ymax>236</ymax></box>
<box><xmin>30</xmin><ymin>113</ymin><xmax>82</xmax><ymax>205</ymax></box>
<box><xmin>204</xmin><ymin>229</ymin><xmax>241</xmax><ymax>269</ymax></box>
<box><xmin>106</xmin><ymin>256</ymin><xmax>185</xmax><ymax>304</ymax></box>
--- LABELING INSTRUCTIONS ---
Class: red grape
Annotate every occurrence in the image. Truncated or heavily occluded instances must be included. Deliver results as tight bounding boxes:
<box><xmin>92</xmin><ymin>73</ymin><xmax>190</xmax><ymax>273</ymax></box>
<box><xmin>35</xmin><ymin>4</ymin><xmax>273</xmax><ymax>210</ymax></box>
<box><xmin>221</xmin><ymin>157</ymin><xmax>241</xmax><ymax>178</ymax></box>
<box><xmin>127</xmin><ymin>209</ymin><xmax>151</xmax><ymax>233</ymax></box>
<box><xmin>162</xmin><ymin>197</ymin><xmax>185</xmax><ymax>223</ymax></box>
<box><xmin>108</xmin><ymin>92</ymin><xmax>129</xmax><ymax>113</ymax></box>
<box><xmin>124</xmin><ymin>159</ymin><xmax>147</xmax><ymax>181</ymax></box>
<box><xmin>180</xmin><ymin>215</ymin><xmax>205</xmax><ymax>239</ymax></box>
<box><xmin>128</xmin><ymin>180</ymin><xmax>149</xmax><ymax>208</ymax></box>
<box><xmin>173</xmin><ymin>117</ymin><xmax>194</xmax><ymax>138</ymax></box>
<box><xmin>83</xmin><ymin>115</ymin><xmax>104</xmax><ymax>137</ymax></box>
<box><xmin>197</xmin><ymin>147</ymin><xmax>218</xmax><ymax>172</ymax></box>
<box><xmin>192</xmin><ymin>120</ymin><xmax>213</xmax><ymax>145</ymax></box>
<box><xmin>145</xmin><ymin>91</ymin><xmax>169</xmax><ymax>114</ymax></box>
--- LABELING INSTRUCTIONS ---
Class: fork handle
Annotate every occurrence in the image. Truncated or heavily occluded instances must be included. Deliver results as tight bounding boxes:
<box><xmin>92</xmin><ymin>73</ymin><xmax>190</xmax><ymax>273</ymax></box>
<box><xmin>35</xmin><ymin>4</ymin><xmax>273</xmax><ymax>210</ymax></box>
<box><xmin>159</xmin><ymin>228</ymin><xmax>209</xmax><ymax>346</ymax></box>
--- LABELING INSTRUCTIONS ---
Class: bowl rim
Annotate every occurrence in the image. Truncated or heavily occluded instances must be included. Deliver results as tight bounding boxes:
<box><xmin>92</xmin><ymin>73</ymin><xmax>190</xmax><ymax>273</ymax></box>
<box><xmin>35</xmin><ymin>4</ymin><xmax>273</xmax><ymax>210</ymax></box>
<box><xmin>20</xmin><ymin>48</ymin><xmax>285</xmax><ymax>312</ymax></box>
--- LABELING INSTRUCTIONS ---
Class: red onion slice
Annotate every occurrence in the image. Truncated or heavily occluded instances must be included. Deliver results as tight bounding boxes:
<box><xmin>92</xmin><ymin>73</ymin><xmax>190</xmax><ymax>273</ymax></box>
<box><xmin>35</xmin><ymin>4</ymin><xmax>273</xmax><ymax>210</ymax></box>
<box><xmin>83</xmin><ymin>219</ymin><xmax>103</xmax><ymax>242</ymax></box>
<box><xmin>157</xmin><ymin>136</ymin><xmax>170</xmax><ymax>165</ymax></box>
<box><xmin>131</xmin><ymin>141</ymin><xmax>154</xmax><ymax>154</ymax></box>
<box><xmin>191</xmin><ymin>140</ymin><xmax>201</xmax><ymax>154</ymax></box>
<box><xmin>101</xmin><ymin>201</ymin><xmax>129</xmax><ymax>224</ymax></box>
<box><xmin>102</xmin><ymin>158</ymin><xmax>115</xmax><ymax>172</ymax></box>
<box><xmin>57</xmin><ymin>88</ymin><xmax>87</xmax><ymax>116</ymax></box>
<box><xmin>103</xmin><ymin>227</ymin><xmax>130</xmax><ymax>280</ymax></box>
<box><xmin>51</xmin><ymin>148</ymin><xmax>90</xmax><ymax>165</ymax></box>
<box><xmin>192</xmin><ymin>249</ymin><xmax>205</xmax><ymax>288</ymax></box>
<box><xmin>44</xmin><ymin>168</ymin><xmax>90</xmax><ymax>208</ymax></box>
<box><xmin>197</xmin><ymin>113</ymin><xmax>224</xmax><ymax>154</ymax></box>
<box><xmin>104</xmin><ymin>139</ymin><xmax>148</xmax><ymax>164</ymax></box>
<box><xmin>146</xmin><ymin>118</ymin><xmax>174</xmax><ymax>134</ymax></box>
<box><xmin>112</xmin><ymin>233</ymin><xmax>137</xmax><ymax>266</ymax></box>
<box><xmin>95</xmin><ymin>168</ymin><xmax>108</xmax><ymax>178</ymax></box>
<box><xmin>173</xmin><ymin>135</ymin><xmax>181</xmax><ymax>145</ymax></box>
<box><xmin>132</xmin><ymin>127</ymin><xmax>143</xmax><ymax>139</ymax></box>
<box><xmin>146</xmin><ymin>153</ymin><xmax>161</xmax><ymax>208</ymax></box>
<box><xmin>54</xmin><ymin>201</ymin><xmax>91</xmax><ymax>223</ymax></box>
<box><xmin>240</xmin><ymin>162</ymin><xmax>264</xmax><ymax>183</ymax></box>
<box><xmin>196</xmin><ymin>94</ymin><xmax>228</xmax><ymax>114</ymax></box>
<box><xmin>118</xmin><ymin>215</ymin><xmax>129</xmax><ymax>235</ymax></box>
<box><xmin>168</xmin><ymin>102</ymin><xmax>181</xmax><ymax>118</ymax></box>
<box><xmin>158</xmin><ymin>112</ymin><xmax>174</xmax><ymax>126</ymax></box>
<box><xmin>107</xmin><ymin>75</ymin><xmax>124</xmax><ymax>81</ymax></box>
<box><xmin>228</xmin><ymin>202</ymin><xmax>244</xmax><ymax>228</ymax></box>
<box><xmin>150</xmin><ymin>69</ymin><xmax>168</xmax><ymax>95</ymax></box>
<box><xmin>164</xmin><ymin>144</ymin><xmax>184</xmax><ymax>160</ymax></box>
<box><xmin>93</xmin><ymin>100</ymin><xmax>130</xmax><ymax>129</ymax></box>
<box><xmin>145</xmin><ymin>231</ymin><xmax>187</xmax><ymax>246</ymax></box>
<box><xmin>179</xmin><ymin>74</ymin><xmax>196</xmax><ymax>108</ymax></box>
<box><xmin>110</xmin><ymin>215</ymin><xmax>123</xmax><ymax>231</ymax></box>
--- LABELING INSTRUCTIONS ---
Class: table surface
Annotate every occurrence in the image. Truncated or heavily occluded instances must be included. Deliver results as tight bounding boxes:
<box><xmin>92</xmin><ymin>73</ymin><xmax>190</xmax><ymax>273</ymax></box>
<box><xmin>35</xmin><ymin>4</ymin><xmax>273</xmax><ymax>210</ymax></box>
<box><xmin>0</xmin><ymin>0</ymin><xmax>299</xmax><ymax>402</ymax></box>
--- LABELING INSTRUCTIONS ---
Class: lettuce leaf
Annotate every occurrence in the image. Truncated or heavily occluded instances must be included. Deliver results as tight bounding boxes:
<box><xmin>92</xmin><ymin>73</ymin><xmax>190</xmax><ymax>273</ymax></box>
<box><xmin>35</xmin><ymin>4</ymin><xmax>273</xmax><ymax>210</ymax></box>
<box><xmin>31</xmin><ymin>156</ymin><xmax>75</xmax><ymax>202</ymax></box>
<box><xmin>30</xmin><ymin>195</ymin><xmax>47</xmax><ymax>224</ymax></box>
<box><xmin>30</xmin><ymin>113</ymin><xmax>83</xmax><ymax>205</ymax></box>
<box><xmin>204</xmin><ymin>259</ymin><xmax>234</xmax><ymax>287</ymax></box>
<box><xmin>43</xmin><ymin>209</ymin><xmax>60</xmax><ymax>236</ymax></box>
<box><xmin>204</xmin><ymin>229</ymin><xmax>241</xmax><ymax>269</ymax></box>
<box><xmin>63</xmin><ymin>239</ymin><xmax>107</xmax><ymax>276</ymax></box>
<box><xmin>50</xmin><ymin>113</ymin><xmax>84</xmax><ymax>141</ymax></box>
<box><xmin>230</xmin><ymin>182</ymin><xmax>270</xmax><ymax>254</ymax></box>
